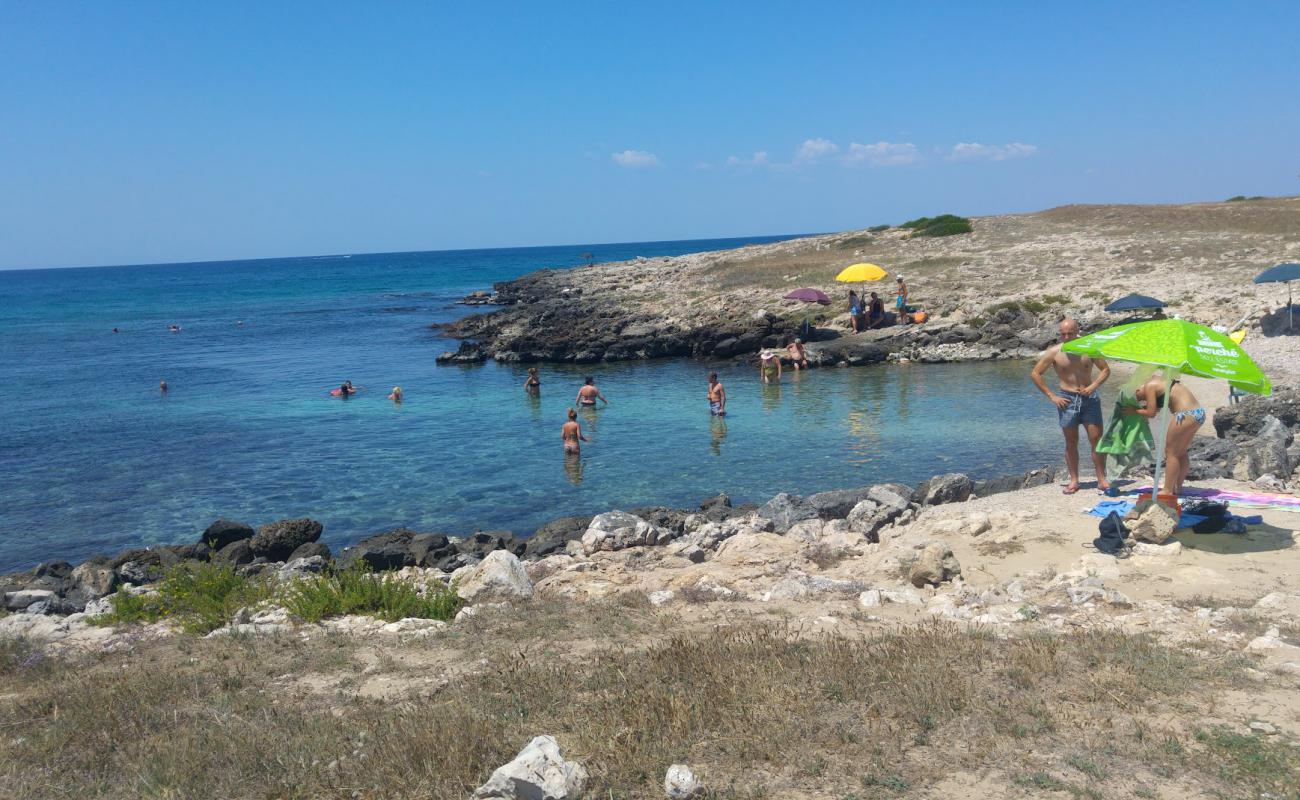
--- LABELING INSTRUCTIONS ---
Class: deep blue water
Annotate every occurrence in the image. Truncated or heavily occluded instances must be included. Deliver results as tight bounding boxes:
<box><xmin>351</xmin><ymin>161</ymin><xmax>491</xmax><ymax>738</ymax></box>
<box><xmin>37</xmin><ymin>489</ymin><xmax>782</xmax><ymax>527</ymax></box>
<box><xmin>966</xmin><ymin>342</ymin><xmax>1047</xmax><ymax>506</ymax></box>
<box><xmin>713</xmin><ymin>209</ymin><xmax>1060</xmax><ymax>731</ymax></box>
<box><xmin>1</xmin><ymin>237</ymin><xmax>1072</xmax><ymax>573</ymax></box>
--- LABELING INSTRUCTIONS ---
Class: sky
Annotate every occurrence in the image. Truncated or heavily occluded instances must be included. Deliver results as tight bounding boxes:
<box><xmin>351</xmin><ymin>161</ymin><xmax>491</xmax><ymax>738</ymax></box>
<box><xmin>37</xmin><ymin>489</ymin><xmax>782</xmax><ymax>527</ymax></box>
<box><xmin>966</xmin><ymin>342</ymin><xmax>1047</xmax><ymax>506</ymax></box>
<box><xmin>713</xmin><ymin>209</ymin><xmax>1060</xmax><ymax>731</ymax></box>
<box><xmin>2</xmin><ymin>1</ymin><xmax>1298</xmax><ymax>269</ymax></box>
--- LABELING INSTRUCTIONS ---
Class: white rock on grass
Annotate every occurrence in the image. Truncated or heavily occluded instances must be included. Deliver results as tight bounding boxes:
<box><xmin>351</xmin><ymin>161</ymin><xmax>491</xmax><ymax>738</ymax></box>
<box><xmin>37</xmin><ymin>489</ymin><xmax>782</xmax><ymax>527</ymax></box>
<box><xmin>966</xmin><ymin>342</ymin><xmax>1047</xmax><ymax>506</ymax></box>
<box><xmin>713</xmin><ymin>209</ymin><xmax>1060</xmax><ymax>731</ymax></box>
<box><xmin>380</xmin><ymin>617</ymin><xmax>447</xmax><ymax>635</ymax></box>
<box><xmin>664</xmin><ymin>764</ymin><xmax>704</xmax><ymax>800</ymax></box>
<box><xmin>456</xmin><ymin>551</ymin><xmax>534</xmax><ymax>603</ymax></box>
<box><xmin>858</xmin><ymin>589</ymin><xmax>883</xmax><ymax>608</ymax></box>
<box><xmin>472</xmin><ymin>735</ymin><xmax>588</xmax><ymax>800</ymax></box>
<box><xmin>880</xmin><ymin>586</ymin><xmax>924</xmax><ymax>605</ymax></box>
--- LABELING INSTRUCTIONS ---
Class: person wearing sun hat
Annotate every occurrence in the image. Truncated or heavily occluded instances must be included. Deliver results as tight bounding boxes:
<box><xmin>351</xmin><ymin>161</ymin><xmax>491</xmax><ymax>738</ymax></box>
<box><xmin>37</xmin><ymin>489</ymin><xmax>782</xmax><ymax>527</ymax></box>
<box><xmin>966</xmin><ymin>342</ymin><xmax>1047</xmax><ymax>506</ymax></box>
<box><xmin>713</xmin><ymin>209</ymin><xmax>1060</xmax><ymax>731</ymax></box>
<box><xmin>758</xmin><ymin>349</ymin><xmax>782</xmax><ymax>384</ymax></box>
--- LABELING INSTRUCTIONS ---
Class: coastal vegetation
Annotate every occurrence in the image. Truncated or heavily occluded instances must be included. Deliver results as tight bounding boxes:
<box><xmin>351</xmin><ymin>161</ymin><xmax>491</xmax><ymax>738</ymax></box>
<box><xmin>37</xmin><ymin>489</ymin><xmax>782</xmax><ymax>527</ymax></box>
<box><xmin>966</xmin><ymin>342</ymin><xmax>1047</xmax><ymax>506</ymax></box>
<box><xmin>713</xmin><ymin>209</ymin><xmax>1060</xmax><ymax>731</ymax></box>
<box><xmin>2</xmin><ymin>603</ymin><xmax>1294</xmax><ymax>799</ymax></box>
<box><xmin>899</xmin><ymin>213</ymin><xmax>973</xmax><ymax>237</ymax></box>
<box><xmin>90</xmin><ymin>560</ymin><xmax>461</xmax><ymax>634</ymax></box>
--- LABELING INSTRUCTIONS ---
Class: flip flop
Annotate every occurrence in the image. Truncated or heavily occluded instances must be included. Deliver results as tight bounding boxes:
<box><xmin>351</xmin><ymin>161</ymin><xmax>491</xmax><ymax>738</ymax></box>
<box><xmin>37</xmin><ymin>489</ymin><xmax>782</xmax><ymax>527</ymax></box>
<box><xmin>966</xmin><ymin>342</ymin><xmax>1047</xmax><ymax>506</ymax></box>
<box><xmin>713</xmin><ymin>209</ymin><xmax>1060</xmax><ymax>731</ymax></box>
<box><xmin>1062</xmin><ymin>484</ymin><xmax>1079</xmax><ymax>495</ymax></box>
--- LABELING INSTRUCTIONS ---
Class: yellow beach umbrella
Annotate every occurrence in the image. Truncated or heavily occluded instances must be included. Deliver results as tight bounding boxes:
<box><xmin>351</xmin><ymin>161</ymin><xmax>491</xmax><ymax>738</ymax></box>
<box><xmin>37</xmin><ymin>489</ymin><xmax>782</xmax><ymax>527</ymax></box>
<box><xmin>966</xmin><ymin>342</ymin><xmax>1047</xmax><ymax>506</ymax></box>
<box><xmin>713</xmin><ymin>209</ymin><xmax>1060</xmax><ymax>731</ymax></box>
<box><xmin>835</xmin><ymin>263</ymin><xmax>888</xmax><ymax>283</ymax></box>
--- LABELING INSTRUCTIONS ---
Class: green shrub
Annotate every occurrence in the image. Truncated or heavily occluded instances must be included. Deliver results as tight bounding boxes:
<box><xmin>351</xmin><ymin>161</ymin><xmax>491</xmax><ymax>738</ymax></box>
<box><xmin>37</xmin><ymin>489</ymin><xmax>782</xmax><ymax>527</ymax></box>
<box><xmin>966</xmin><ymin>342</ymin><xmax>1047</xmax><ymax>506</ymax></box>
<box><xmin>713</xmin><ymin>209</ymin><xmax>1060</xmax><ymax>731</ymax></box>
<box><xmin>1227</xmin><ymin>195</ymin><xmax>1248</xmax><ymax>202</ymax></box>
<box><xmin>1041</xmin><ymin>294</ymin><xmax>1071</xmax><ymax>306</ymax></box>
<box><xmin>280</xmin><ymin>563</ymin><xmax>462</xmax><ymax>623</ymax></box>
<box><xmin>1021</xmin><ymin>299</ymin><xmax>1049</xmax><ymax>313</ymax></box>
<box><xmin>867</xmin><ymin>224</ymin><xmax>891</xmax><ymax>232</ymax></box>
<box><xmin>899</xmin><ymin>214</ymin><xmax>972</xmax><ymax>238</ymax></box>
<box><xmin>92</xmin><ymin>561</ymin><xmax>274</xmax><ymax>634</ymax></box>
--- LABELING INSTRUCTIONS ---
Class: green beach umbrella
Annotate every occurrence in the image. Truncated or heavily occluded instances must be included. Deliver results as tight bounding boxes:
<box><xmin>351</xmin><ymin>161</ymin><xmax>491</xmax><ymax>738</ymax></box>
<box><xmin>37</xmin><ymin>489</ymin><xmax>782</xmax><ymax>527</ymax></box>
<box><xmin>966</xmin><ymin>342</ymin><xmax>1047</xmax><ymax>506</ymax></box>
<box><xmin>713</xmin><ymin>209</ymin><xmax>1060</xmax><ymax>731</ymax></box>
<box><xmin>1063</xmin><ymin>319</ymin><xmax>1271</xmax><ymax>500</ymax></box>
<box><xmin>1063</xmin><ymin>319</ymin><xmax>1271</xmax><ymax>395</ymax></box>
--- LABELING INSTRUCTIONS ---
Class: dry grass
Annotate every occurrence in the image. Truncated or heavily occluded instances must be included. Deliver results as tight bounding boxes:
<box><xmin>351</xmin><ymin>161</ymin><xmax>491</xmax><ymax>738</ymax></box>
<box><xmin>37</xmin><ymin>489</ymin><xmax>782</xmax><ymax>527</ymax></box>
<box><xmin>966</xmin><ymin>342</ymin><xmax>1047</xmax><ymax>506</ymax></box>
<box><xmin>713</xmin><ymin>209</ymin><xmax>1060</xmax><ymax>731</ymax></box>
<box><xmin>0</xmin><ymin>604</ymin><xmax>1294</xmax><ymax>800</ymax></box>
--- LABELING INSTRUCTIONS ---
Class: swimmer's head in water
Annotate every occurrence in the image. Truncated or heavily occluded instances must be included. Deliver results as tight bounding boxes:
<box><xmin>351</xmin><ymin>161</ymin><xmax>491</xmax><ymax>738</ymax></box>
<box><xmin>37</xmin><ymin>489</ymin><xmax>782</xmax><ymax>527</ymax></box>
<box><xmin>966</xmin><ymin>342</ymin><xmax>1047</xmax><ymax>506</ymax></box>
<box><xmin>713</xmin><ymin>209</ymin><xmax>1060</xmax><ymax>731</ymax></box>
<box><xmin>567</xmin><ymin>407</ymin><xmax>577</xmax><ymax>421</ymax></box>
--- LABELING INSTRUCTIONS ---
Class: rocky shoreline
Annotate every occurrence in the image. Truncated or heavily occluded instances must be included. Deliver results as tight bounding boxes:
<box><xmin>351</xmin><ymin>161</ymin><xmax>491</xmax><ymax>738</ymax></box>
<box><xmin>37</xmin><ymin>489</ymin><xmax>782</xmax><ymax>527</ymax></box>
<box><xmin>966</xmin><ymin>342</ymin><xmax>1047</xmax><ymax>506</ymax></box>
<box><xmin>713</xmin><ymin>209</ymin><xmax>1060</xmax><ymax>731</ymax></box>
<box><xmin>5</xmin><ymin>387</ymin><xmax>1296</xmax><ymax>622</ymax></box>
<box><xmin>433</xmin><ymin>199</ymin><xmax>1300</xmax><ymax>368</ymax></box>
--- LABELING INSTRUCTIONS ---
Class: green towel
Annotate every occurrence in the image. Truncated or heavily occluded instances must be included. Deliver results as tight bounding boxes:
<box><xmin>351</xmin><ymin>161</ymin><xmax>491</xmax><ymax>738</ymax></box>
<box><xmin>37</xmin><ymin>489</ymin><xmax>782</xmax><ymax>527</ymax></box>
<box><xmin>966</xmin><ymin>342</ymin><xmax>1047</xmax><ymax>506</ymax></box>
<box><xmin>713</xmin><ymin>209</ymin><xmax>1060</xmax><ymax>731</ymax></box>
<box><xmin>1097</xmin><ymin>389</ymin><xmax>1153</xmax><ymax>475</ymax></box>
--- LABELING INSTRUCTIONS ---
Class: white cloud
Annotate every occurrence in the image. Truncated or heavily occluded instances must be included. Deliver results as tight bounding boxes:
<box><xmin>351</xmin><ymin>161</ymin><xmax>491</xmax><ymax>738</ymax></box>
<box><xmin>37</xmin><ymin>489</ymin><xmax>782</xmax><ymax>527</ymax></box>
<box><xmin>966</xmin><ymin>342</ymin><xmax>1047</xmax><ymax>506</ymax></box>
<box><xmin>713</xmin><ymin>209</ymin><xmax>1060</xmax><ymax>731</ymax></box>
<box><xmin>949</xmin><ymin>142</ymin><xmax>1038</xmax><ymax>162</ymax></box>
<box><xmin>611</xmin><ymin>149</ymin><xmax>661</xmax><ymax>168</ymax></box>
<box><xmin>725</xmin><ymin>151</ymin><xmax>770</xmax><ymax>169</ymax></box>
<box><xmin>795</xmin><ymin>137</ymin><xmax>840</xmax><ymax>163</ymax></box>
<box><xmin>843</xmin><ymin>141</ymin><xmax>921</xmax><ymax>167</ymax></box>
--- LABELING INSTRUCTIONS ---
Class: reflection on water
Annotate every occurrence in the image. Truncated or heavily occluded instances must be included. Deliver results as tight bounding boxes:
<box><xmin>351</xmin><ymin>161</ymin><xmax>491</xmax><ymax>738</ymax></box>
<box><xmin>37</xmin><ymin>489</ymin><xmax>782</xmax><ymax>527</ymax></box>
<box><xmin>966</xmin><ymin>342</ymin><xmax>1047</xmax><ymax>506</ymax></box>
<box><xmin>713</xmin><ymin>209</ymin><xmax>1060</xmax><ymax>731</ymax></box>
<box><xmin>760</xmin><ymin>381</ymin><xmax>782</xmax><ymax>413</ymax></box>
<box><xmin>563</xmin><ymin>453</ymin><xmax>584</xmax><ymax>485</ymax></box>
<box><xmin>710</xmin><ymin>416</ymin><xmax>728</xmax><ymax>457</ymax></box>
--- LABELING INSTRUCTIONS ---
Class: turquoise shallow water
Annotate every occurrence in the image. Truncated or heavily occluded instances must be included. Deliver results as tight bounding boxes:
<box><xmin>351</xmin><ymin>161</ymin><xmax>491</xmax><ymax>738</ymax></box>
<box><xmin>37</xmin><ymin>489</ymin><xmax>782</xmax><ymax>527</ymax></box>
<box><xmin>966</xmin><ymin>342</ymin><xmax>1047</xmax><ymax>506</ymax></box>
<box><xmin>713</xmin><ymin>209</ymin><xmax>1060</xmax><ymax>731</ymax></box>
<box><xmin>1</xmin><ymin>239</ymin><xmax>1078</xmax><ymax>572</ymax></box>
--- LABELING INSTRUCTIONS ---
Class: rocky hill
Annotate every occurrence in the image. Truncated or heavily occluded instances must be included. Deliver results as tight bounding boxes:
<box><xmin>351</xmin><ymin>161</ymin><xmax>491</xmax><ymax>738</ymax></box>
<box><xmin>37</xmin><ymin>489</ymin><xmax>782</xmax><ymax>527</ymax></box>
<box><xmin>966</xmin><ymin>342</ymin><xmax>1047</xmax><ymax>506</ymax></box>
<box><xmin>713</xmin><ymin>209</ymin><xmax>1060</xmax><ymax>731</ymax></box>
<box><xmin>438</xmin><ymin>197</ymin><xmax>1300</xmax><ymax>370</ymax></box>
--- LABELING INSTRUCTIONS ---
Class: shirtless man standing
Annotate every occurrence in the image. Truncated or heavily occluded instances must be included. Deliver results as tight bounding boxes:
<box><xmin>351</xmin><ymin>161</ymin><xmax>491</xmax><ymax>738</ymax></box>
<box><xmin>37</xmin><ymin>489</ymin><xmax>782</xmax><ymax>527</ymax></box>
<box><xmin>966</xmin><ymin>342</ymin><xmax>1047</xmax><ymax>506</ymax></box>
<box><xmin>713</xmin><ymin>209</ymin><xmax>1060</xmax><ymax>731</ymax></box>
<box><xmin>1030</xmin><ymin>318</ymin><xmax>1111</xmax><ymax>494</ymax></box>
<box><xmin>707</xmin><ymin>372</ymin><xmax>726</xmax><ymax>416</ymax></box>
<box><xmin>575</xmin><ymin>376</ymin><xmax>608</xmax><ymax>407</ymax></box>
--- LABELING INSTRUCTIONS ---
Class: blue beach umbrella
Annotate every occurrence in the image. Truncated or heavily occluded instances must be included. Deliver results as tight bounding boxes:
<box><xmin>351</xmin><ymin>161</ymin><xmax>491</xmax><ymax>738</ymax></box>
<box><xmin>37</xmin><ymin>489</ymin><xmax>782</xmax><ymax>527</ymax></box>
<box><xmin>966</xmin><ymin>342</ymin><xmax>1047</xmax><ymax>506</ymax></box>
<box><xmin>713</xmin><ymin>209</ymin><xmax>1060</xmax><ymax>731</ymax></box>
<box><xmin>1254</xmin><ymin>262</ymin><xmax>1300</xmax><ymax>330</ymax></box>
<box><xmin>1104</xmin><ymin>293</ymin><xmax>1166</xmax><ymax>313</ymax></box>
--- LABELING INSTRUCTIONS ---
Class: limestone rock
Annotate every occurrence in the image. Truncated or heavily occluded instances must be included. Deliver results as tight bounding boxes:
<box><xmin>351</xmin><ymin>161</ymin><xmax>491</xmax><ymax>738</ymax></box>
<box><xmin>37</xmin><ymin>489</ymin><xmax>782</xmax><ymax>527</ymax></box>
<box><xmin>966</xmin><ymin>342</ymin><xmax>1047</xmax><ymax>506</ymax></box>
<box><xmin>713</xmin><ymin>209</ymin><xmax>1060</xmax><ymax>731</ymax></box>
<box><xmin>249</xmin><ymin>518</ymin><xmax>323</xmax><ymax>561</ymax></box>
<box><xmin>756</xmin><ymin>493</ymin><xmax>819</xmax><ymax>533</ymax></box>
<box><xmin>581</xmin><ymin>511</ymin><xmax>670</xmax><ymax>554</ymax></box>
<box><xmin>1133</xmin><ymin>540</ymin><xmax>1182</xmax><ymax>557</ymax></box>
<box><xmin>1232</xmin><ymin>415</ymin><xmax>1293</xmax><ymax>481</ymax></box>
<box><xmin>70</xmin><ymin>561</ymin><xmax>119</xmax><ymax>600</ymax></box>
<box><xmin>1130</xmin><ymin>501</ymin><xmax>1178</xmax><ymax>544</ymax></box>
<box><xmin>456</xmin><ymin>551</ymin><xmax>534</xmax><ymax>603</ymax></box>
<box><xmin>525</xmin><ymin>516</ymin><xmax>593</xmax><ymax>559</ymax></box>
<box><xmin>805</xmin><ymin>487</ymin><xmax>874</xmax><ymax>520</ymax></box>
<box><xmin>908</xmin><ymin>543</ymin><xmax>962</xmax><ymax>587</ymax></box>
<box><xmin>472</xmin><ymin>735</ymin><xmax>588</xmax><ymax>800</ymax></box>
<box><xmin>4</xmin><ymin>588</ymin><xmax>56</xmax><ymax>611</ymax></box>
<box><xmin>847</xmin><ymin>500</ymin><xmax>901</xmax><ymax>542</ymax></box>
<box><xmin>664</xmin><ymin>764</ymin><xmax>704</xmax><ymax>800</ymax></box>
<box><xmin>918</xmin><ymin>473</ymin><xmax>974</xmax><ymax>505</ymax></box>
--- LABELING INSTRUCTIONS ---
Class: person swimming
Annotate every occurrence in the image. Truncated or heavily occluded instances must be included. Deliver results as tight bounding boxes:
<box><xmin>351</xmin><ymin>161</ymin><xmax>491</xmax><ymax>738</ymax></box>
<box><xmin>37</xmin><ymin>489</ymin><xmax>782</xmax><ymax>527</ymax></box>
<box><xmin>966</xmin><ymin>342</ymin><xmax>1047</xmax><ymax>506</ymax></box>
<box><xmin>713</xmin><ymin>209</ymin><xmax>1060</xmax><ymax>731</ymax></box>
<box><xmin>388</xmin><ymin>386</ymin><xmax>403</xmax><ymax>403</ymax></box>
<box><xmin>159</xmin><ymin>379</ymin><xmax>168</xmax><ymax>393</ymax></box>
<box><xmin>575</xmin><ymin>376</ymin><xmax>608</xmax><ymax>406</ymax></box>
<box><xmin>168</xmin><ymin>324</ymin><xmax>181</xmax><ymax>333</ymax></box>
<box><xmin>524</xmin><ymin>368</ymin><xmax>541</xmax><ymax>396</ymax></box>
<box><xmin>562</xmin><ymin>407</ymin><xmax>589</xmax><ymax>454</ymax></box>
<box><xmin>337</xmin><ymin>380</ymin><xmax>359</xmax><ymax>398</ymax></box>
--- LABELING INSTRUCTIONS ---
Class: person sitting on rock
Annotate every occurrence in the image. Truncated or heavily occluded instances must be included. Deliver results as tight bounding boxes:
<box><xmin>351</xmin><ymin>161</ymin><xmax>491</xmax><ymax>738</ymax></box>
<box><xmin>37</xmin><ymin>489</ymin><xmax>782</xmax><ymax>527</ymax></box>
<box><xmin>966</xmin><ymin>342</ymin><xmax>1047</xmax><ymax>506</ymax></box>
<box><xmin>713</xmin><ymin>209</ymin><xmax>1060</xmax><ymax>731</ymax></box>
<box><xmin>786</xmin><ymin>338</ymin><xmax>809</xmax><ymax>371</ymax></box>
<box><xmin>867</xmin><ymin>291</ymin><xmax>885</xmax><ymax>328</ymax></box>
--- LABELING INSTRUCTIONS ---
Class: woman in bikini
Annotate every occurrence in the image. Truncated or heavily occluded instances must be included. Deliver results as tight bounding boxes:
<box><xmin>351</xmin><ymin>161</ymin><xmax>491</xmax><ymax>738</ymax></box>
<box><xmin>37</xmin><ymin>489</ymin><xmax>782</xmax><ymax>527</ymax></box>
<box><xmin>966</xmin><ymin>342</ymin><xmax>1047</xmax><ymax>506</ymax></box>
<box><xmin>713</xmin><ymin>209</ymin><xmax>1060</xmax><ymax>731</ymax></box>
<box><xmin>1122</xmin><ymin>372</ymin><xmax>1206</xmax><ymax>498</ymax></box>
<box><xmin>562</xmin><ymin>407</ymin><xmax>589</xmax><ymax>455</ymax></box>
<box><xmin>524</xmin><ymin>367</ymin><xmax>541</xmax><ymax>395</ymax></box>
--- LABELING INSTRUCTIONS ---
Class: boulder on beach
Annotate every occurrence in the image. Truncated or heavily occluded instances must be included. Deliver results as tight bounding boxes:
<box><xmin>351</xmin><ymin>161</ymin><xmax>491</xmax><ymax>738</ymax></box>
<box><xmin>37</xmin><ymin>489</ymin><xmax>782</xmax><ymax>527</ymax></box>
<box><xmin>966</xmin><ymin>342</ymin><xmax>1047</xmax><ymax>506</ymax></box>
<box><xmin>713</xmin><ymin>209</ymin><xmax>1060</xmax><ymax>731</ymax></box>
<box><xmin>581</xmin><ymin>511</ymin><xmax>671</xmax><ymax>554</ymax></box>
<box><xmin>525</xmin><ymin>516</ymin><xmax>593</xmax><ymax>559</ymax></box>
<box><xmin>249</xmin><ymin>518</ymin><xmax>323</xmax><ymax>561</ymax></box>
<box><xmin>917</xmin><ymin>473</ymin><xmax>974</xmax><ymax>505</ymax></box>
<box><xmin>198</xmin><ymin>519</ymin><xmax>255</xmax><ymax>551</ymax></box>
<box><xmin>757</xmin><ymin>493</ymin><xmax>819</xmax><ymax>533</ymax></box>
<box><xmin>456</xmin><ymin>550</ymin><xmax>534</xmax><ymax>603</ymax></box>
<box><xmin>909</xmin><ymin>542</ymin><xmax>962</xmax><ymax>587</ymax></box>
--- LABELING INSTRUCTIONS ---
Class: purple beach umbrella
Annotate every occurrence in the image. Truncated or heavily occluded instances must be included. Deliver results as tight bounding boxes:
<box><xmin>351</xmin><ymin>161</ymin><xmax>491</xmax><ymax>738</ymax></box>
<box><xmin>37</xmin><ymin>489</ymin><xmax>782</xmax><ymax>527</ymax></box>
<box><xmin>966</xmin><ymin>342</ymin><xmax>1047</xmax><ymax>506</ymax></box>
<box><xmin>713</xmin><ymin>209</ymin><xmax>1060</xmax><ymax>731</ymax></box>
<box><xmin>784</xmin><ymin>287</ymin><xmax>831</xmax><ymax>305</ymax></box>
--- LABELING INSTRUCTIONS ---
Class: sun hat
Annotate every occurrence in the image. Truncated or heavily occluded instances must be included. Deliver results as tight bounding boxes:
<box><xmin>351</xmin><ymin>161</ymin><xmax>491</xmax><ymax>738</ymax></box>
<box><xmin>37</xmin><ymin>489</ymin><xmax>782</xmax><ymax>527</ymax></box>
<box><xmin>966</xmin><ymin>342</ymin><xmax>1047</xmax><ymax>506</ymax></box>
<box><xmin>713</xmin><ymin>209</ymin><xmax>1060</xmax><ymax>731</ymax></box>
<box><xmin>761</xmin><ymin>350</ymin><xmax>776</xmax><ymax>360</ymax></box>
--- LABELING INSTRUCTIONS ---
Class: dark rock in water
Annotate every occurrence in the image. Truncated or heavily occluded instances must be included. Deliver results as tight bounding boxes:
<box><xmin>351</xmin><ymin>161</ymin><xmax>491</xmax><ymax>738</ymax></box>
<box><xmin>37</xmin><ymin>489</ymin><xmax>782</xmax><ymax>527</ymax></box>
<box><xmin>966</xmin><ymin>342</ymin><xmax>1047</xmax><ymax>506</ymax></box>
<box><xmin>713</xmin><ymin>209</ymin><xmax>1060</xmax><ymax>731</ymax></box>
<box><xmin>525</xmin><ymin>517</ymin><xmax>592</xmax><ymax>559</ymax></box>
<box><xmin>972</xmin><ymin>473</ymin><xmax>1026</xmax><ymax>498</ymax></box>
<box><xmin>457</xmin><ymin>531</ymin><xmax>526</xmax><ymax>561</ymax></box>
<box><xmin>700</xmin><ymin>493</ymin><xmax>731</xmax><ymax>512</ymax></box>
<box><xmin>805</xmin><ymin>487</ymin><xmax>875</xmax><ymax>520</ymax></box>
<box><xmin>288</xmin><ymin>541</ymin><xmax>331</xmax><ymax>562</ymax></box>
<box><xmin>410</xmin><ymin>533</ymin><xmax>457</xmax><ymax>568</ymax></box>
<box><xmin>166</xmin><ymin>543</ymin><xmax>212</xmax><ymax>562</ymax></box>
<box><xmin>249</xmin><ymin>518</ymin><xmax>323</xmax><ymax>561</ymax></box>
<box><xmin>214</xmin><ymin>539</ymin><xmax>255</xmax><ymax>566</ymax></box>
<box><xmin>1213</xmin><ymin>388</ymin><xmax>1300</xmax><ymax>441</ymax></box>
<box><xmin>757</xmin><ymin>492</ymin><xmax>819</xmax><ymax>533</ymax></box>
<box><xmin>630</xmin><ymin>507</ymin><xmax>692</xmax><ymax>536</ymax></box>
<box><xmin>199</xmin><ymin>519</ymin><xmax>255</xmax><ymax>551</ymax></box>
<box><xmin>341</xmin><ymin>530</ymin><xmax>423</xmax><ymax>571</ymax></box>
<box><xmin>917</xmin><ymin>473</ymin><xmax>974</xmax><ymax>505</ymax></box>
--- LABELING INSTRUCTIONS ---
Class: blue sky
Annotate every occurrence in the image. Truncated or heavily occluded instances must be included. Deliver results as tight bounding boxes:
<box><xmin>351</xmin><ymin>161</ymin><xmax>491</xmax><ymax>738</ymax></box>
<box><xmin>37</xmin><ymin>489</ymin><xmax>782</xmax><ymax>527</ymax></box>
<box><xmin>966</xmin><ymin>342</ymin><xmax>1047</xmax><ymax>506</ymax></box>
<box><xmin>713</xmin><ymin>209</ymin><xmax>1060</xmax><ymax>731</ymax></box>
<box><xmin>2</xmin><ymin>1</ymin><xmax>1298</xmax><ymax>269</ymax></box>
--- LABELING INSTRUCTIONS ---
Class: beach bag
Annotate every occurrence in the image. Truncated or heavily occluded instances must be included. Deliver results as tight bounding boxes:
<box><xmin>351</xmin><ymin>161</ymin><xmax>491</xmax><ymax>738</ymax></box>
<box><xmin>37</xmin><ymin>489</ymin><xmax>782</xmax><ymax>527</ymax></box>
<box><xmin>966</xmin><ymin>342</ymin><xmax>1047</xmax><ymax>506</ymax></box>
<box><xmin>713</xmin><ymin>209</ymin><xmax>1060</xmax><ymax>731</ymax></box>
<box><xmin>1093</xmin><ymin>512</ymin><xmax>1129</xmax><ymax>556</ymax></box>
<box><xmin>911</xmin><ymin>311</ymin><xmax>928</xmax><ymax>323</ymax></box>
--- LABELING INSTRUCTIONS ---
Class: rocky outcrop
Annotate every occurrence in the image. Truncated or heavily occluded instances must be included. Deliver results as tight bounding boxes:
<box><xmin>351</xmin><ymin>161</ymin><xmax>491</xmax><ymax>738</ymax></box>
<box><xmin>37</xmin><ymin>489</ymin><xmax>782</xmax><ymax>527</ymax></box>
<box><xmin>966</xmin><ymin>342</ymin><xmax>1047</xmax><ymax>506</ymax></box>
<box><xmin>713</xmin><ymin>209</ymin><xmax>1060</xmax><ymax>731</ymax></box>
<box><xmin>581</xmin><ymin>511</ymin><xmax>672</xmax><ymax>555</ymax></box>
<box><xmin>456</xmin><ymin>551</ymin><xmax>534</xmax><ymax>603</ymax></box>
<box><xmin>756</xmin><ymin>493</ymin><xmax>819</xmax><ymax>533</ymax></box>
<box><xmin>472</xmin><ymin>735</ymin><xmax>587</xmax><ymax>800</ymax></box>
<box><xmin>524</xmin><ymin>516</ymin><xmax>593</xmax><ymax>559</ymax></box>
<box><xmin>916</xmin><ymin>473</ymin><xmax>974</xmax><ymax>505</ymax></box>
<box><xmin>198</xmin><ymin>519</ymin><xmax>255</xmax><ymax>551</ymax></box>
<box><xmin>249</xmin><ymin>518</ymin><xmax>323</xmax><ymax>561</ymax></box>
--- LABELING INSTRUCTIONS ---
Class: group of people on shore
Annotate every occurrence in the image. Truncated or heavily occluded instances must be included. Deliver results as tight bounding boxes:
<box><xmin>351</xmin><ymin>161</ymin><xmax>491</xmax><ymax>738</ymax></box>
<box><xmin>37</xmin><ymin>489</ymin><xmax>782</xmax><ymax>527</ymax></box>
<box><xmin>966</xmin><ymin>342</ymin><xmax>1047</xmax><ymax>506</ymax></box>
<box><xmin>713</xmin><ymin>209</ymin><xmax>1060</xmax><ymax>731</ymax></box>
<box><xmin>1031</xmin><ymin>318</ymin><xmax>1206</xmax><ymax>498</ymax></box>
<box><xmin>847</xmin><ymin>275</ymin><xmax>910</xmax><ymax>332</ymax></box>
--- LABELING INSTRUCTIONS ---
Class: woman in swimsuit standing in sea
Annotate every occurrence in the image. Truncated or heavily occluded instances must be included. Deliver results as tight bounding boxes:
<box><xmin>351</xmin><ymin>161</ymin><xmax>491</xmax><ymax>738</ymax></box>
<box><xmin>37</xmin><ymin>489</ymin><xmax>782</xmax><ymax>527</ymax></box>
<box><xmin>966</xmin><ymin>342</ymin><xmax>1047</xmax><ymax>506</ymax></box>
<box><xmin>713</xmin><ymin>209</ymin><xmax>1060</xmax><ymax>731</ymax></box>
<box><xmin>562</xmin><ymin>407</ymin><xmax>589</xmax><ymax>455</ymax></box>
<box><xmin>524</xmin><ymin>367</ymin><xmax>541</xmax><ymax>396</ymax></box>
<box><xmin>1122</xmin><ymin>371</ymin><xmax>1206</xmax><ymax>498</ymax></box>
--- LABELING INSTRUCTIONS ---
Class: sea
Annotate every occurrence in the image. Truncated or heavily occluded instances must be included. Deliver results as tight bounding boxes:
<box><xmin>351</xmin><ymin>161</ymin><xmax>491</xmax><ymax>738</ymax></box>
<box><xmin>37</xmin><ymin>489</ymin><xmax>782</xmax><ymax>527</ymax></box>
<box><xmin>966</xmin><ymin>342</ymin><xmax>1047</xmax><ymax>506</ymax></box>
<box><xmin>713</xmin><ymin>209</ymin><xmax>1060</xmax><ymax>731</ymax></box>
<box><xmin>0</xmin><ymin>237</ymin><xmax>1076</xmax><ymax>573</ymax></box>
